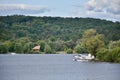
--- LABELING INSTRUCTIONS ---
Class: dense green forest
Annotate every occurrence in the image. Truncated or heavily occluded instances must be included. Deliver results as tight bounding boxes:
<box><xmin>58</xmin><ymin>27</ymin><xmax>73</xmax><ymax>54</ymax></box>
<box><xmin>0</xmin><ymin>15</ymin><xmax>120</xmax><ymax>62</ymax></box>
<box><xmin>0</xmin><ymin>15</ymin><xmax>120</xmax><ymax>41</ymax></box>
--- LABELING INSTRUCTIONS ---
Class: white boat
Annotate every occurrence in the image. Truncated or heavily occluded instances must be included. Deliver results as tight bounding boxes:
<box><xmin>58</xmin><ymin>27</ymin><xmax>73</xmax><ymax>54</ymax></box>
<box><xmin>73</xmin><ymin>54</ymin><xmax>94</xmax><ymax>62</ymax></box>
<box><xmin>74</xmin><ymin>55</ymin><xmax>81</xmax><ymax>58</ymax></box>
<box><xmin>73</xmin><ymin>58</ymin><xmax>89</xmax><ymax>62</ymax></box>
<box><xmin>10</xmin><ymin>52</ymin><xmax>16</xmax><ymax>55</ymax></box>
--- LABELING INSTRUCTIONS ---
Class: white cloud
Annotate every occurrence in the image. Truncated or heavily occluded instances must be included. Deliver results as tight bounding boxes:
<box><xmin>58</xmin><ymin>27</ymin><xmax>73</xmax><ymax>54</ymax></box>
<box><xmin>73</xmin><ymin>0</ymin><xmax>120</xmax><ymax>22</ymax></box>
<box><xmin>85</xmin><ymin>0</ymin><xmax>120</xmax><ymax>15</ymax></box>
<box><xmin>0</xmin><ymin>4</ymin><xmax>50</xmax><ymax>15</ymax></box>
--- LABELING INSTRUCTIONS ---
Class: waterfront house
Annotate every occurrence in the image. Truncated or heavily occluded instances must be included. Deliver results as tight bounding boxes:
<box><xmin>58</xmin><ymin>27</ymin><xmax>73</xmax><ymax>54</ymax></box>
<box><xmin>32</xmin><ymin>45</ymin><xmax>40</xmax><ymax>51</ymax></box>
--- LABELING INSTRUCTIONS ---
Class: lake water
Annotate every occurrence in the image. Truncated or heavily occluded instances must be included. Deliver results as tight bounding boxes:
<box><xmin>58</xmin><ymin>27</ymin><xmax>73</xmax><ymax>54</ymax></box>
<box><xmin>0</xmin><ymin>54</ymin><xmax>120</xmax><ymax>80</ymax></box>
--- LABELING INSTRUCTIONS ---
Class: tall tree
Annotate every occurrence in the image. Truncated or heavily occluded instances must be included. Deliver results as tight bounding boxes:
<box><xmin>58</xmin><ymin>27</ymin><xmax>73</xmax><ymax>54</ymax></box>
<box><xmin>82</xmin><ymin>29</ymin><xmax>105</xmax><ymax>57</ymax></box>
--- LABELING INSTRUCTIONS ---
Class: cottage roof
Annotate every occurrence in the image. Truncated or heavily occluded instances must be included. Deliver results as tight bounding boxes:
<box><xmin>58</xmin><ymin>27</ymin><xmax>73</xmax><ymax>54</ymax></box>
<box><xmin>32</xmin><ymin>45</ymin><xmax>40</xmax><ymax>50</ymax></box>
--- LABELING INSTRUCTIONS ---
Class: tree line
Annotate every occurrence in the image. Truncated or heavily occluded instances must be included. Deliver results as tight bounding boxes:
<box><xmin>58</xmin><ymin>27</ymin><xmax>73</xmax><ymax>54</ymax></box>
<box><xmin>0</xmin><ymin>15</ymin><xmax>120</xmax><ymax>41</ymax></box>
<box><xmin>0</xmin><ymin>15</ymin><xmax>120</xmax><ymax>62</ymax></box>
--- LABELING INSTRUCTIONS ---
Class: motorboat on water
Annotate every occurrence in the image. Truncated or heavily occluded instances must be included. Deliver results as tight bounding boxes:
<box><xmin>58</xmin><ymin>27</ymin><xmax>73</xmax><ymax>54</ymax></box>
<box><xmin>73</xmin><ymin>54</ymin><xmax>94</xmax><ymax>62</ymax></box>
<box><xmin>10</xmin><ymin>52</ymin><xmax>16</xmax><ymax>55</ymax></box>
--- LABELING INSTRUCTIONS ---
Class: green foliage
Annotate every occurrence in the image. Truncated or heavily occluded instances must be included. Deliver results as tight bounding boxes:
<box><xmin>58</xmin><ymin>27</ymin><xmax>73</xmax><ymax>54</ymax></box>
<box><xmin>63</xmin><ymin>46</ymin><xmax>68</xmax><ymax>52</ymax></box>
<box><xmin>54</xmin><ymin>39</ymin><xmax>65</xmax><ymax>51</ymax></box>
<box><xmin>65</xmin><ymin>40</ymin><xmax>76</xmax><ymax>49</ymax></box>
<box><xmin>74</xmin><ymin>44</ymin><xmax>86</xmax><ymax>54</ymax></box>
<box><xmin>23</xmin><ymin>42</ymin><xmax>33</xmax><ymax>53</ymax></box>
<box><xmin>0</xmin><ymin>15</ymin><xmax>120</xmax><ymax>62</ymax></box>
<box><xmin>108</xmin><ymin>40</ymin><xmax>120</xmax><ymax>49</ymax></box>
<box><xmin>37</xmin><ymin>40</ymin><xmax>46</xmax><ymax>52</ymax></box>
<box><xmin>66</xmin><ymin>48</ymin><xmax>73</xmax><ymax>54</ymax></box>
<box><xmin>97</xmin><ymin>40</ymin><xmax>120</xmax><ymax>63</ymax></box>
<box><xmin>0</xmin><ymin>15</ymin><xmax>120</xmax><ymax>41</ymax></box>
<box><xmin>110</xmin><ymin>47</ymin><xmax>120</xmax><ymax>63</ymax></box>
<box><xmin>96</xmin><ymin>48</ymin><xmax>108</xmax><ymax>61</ymax></box>
<box><xmin>9</xmin><ymin>42</ymin><xmax>15</xmax><ymax>52</ymax></box>
<box><xmin>44</xmin><ymin>44</ymin><xmax>52</xmax><ymax>54</ymax></box>
<box><xmin>49</xmin><ymin>36</ymin><xmax>57</xmax><ymax>42</ymax></box>
<box><xmin>82</xmin><ymin>29</ymin><xmax>105</xmax><ymax>57</ymax></box>
<box><xmin>14</xmin><ymin>43</ymin><xmax>23</xmax><ymax>53</ymax></box>
<box><xmin>83</xmin><ymin>29</ymin><xmax>97</xmax><ymax>38</ymax></box>
<box><xmin>0</xmin><ymin>43</ymin><xmax>8</xmax><ymax>53</ymax></box>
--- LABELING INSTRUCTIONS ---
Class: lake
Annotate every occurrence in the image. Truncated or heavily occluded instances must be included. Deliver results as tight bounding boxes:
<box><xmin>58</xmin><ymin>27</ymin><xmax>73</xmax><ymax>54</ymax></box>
<box><xmin>0</xmin><ymin>54</ymin><xmax>120</xmax><ymax>80</ymax></box>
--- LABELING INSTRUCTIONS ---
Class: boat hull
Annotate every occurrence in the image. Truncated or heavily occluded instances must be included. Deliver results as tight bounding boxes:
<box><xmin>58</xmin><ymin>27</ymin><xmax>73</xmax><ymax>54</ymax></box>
<box><xmin>73</xmin><ymin>54</ymin><xmax>94</xmax><ymax>62</ymax></box>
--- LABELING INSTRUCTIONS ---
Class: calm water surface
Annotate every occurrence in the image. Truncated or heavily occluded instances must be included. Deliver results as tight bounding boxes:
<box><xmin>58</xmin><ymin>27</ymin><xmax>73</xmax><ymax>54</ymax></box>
<box><xmin>0</xmin><ymin>54</ymin><xmax>120</xmax><ymax>80</ymax></box>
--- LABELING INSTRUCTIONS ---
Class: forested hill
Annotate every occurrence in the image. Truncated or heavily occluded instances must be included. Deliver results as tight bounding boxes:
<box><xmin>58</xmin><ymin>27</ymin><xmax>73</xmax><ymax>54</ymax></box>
<box><xmin>0</xmin><ymin>15</ymin><xmax>120</xmax><ymax>42</ymax></box>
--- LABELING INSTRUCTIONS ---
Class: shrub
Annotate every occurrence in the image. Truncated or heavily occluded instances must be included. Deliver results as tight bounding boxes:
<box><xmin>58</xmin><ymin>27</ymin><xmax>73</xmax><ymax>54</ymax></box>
<box><xmin>74</xmin><ymin>44</ymin><xmax>86</xmax><ymax>54</ymax></box>
<box><xmin>96</xmin><ymin>49</ymin><xmax>108</xmax><ymax>61</ymax></box>
<box><xmin>96</xmin><ymin>47</ymin><xmax>120</xmax><ymax>63</ymax></box>
<box><xmin>66</xmin><ymin>49</ymin><xmax>73</xmax><ymax>54</ymax></box>
<box><xmin>44</xmin><ymin>44</ymin><xmax>52</xmax><ymax>54</ymax></box>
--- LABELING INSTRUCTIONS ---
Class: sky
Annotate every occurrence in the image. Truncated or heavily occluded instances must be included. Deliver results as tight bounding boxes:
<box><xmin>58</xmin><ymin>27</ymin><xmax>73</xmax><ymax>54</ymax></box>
<box><xmin>0</xmin><ymin>0</ymin><xmax>120</xmax><ymax>22</ymax></box>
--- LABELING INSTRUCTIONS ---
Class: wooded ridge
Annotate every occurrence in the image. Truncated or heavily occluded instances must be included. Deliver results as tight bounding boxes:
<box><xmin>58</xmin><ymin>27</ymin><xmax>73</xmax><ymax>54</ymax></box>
<box><xmin>0</xmin><ymin>15</ymin><xmax>120</xmax><ymax>41</ymax></box>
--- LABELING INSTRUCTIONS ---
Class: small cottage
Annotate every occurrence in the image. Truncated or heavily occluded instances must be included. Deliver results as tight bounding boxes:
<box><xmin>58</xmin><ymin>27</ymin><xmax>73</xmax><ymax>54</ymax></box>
<box><xmin>32</xmin><ymin>45</ymin><xmax>40</xmax><ymax>51</ymax></box>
